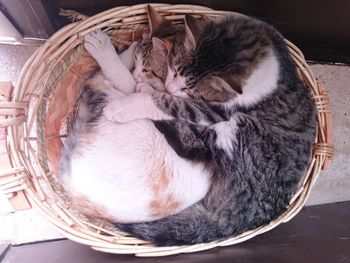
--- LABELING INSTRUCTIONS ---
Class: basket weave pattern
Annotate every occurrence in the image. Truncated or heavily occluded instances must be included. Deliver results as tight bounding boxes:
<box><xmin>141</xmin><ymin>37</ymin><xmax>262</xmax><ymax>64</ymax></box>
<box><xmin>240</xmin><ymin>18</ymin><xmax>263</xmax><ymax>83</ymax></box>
<box><xmin>0</xmin><ymin>4</ymin><xmax>333</xmax><ymax>257</ymax></box>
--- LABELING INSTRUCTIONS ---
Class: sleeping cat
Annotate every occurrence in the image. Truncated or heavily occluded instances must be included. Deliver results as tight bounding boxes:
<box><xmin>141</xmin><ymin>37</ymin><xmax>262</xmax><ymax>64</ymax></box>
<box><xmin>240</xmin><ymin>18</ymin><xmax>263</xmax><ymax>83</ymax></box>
<box><xmin>59</xmin><ymin>7</ymin><xmax>211</xmax><ymax>223</ymax></box>
<box><xmin>103</xmin><ymin>14</ymin><xmax>317</xmax><ymax>245</ymax></box>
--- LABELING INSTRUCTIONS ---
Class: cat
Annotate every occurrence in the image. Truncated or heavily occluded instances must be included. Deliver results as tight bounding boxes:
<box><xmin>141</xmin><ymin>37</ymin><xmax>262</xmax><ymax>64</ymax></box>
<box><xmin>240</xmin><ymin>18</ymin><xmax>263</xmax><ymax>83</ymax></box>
<box><xmin>58</xmin><ymin>6</ymin><xmax>211</xmax><ymax>223</ymax></box>
<box><xmin>103</xmin><ymin>13</ymin><xmax>318</xmax><ymax>245</ymax></box>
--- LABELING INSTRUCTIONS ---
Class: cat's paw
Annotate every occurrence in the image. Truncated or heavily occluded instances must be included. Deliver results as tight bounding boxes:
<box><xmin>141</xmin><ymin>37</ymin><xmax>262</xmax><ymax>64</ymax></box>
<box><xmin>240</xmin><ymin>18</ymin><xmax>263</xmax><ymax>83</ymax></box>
<box><xmin>136</xmin><ymin>82</ymin><xmax>155</xmax><ymax>94</ymax></box>
<box><xmin>103</xmin><ymin>100</ymin><xmax>121</xmax><ymax>122</ymax></box>
<box><xmin>84</xmin><ymin>30</ymin><xmax>114</xmax><ymax>61</ymax></box>
<box><xmin>103</xmin><ymin>95</ymin><xmax>142</xmax><ymax>123</ymax></box>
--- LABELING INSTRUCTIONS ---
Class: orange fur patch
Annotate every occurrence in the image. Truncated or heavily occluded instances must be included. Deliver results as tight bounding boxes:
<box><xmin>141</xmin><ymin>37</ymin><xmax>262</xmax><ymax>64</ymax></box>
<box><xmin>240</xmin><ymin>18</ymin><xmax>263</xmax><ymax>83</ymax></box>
<box><xmin>148</xmin><ymin>160</ymin><xmax>181</xmax><ymax>219</ymax></box>
<box><xmin>149</xmin><ymin>194</ymin><xmax>180</xmax><ymax>219</ymax></box>
<box><xmin>71</xmin><ymin>193</ymin><xmax>115</xmax><ymax>221</ymax></box>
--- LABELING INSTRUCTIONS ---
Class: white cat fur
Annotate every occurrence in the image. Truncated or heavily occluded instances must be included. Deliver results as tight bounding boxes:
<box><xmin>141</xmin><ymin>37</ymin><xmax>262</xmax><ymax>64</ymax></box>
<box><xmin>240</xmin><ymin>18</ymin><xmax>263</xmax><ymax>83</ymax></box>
<box><xmin>61</xmin><ymin>30</ymin><xmax>211</xmax><ymax>223</ymax></box>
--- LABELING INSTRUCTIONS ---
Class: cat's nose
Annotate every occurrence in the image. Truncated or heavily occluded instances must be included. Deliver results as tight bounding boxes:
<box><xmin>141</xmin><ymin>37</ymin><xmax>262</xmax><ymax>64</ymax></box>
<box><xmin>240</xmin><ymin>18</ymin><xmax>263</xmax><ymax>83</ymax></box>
<box><xmin>165</xmin><ymin>82</ymin><xmax>181</xmax><ymax>94</ymax></box>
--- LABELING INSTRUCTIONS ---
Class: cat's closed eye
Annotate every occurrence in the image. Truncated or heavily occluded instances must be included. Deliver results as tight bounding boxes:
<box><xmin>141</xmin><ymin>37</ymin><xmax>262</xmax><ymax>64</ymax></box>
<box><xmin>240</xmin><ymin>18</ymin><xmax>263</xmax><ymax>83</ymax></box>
<box><xmin>151</xmin><ymin>70</ymin><xmax>164</xmax><ymax>81</ymax></box>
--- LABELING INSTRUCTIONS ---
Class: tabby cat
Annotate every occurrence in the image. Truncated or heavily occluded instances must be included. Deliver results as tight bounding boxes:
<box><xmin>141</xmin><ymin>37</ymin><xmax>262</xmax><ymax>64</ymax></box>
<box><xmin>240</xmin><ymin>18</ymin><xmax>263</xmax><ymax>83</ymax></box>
<box><xmin>103</xmin><ymin>13</ymin><xmax>317</xmax><ymax>245</ymax></box>
<box><xmin>58</xmin><ymin>6</ymin><xmax>211</xmax><ymax>223</ymax></box>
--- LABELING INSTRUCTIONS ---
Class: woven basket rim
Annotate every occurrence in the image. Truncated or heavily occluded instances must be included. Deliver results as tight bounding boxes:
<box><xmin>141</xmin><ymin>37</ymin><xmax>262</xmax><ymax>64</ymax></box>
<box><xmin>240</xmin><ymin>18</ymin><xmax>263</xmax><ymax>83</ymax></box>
<box><xmin>0</xmin><ymin>3</ymin><xmax>333</xmax><ymax>257</ymax></box>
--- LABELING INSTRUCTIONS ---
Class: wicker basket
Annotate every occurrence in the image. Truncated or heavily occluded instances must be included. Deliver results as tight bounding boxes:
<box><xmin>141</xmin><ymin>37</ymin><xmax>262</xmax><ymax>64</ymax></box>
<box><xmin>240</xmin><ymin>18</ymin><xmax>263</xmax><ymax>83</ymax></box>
<box><xmin>0</xmin><ymin>4</ymin><xmax>333</xmax><ymax>257</ymax></box>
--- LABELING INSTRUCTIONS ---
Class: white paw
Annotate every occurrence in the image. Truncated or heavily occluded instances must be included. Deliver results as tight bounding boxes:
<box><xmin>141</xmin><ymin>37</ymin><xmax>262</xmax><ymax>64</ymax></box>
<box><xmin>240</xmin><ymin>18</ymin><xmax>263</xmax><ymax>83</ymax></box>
<box><xmin>136</xmin><ymin>82</ymin><xmax>155</xmax><ymax>94</ymax></box>
<box><xmin>84</xmin><ymin>30</ymin><xmax>114</xmax><ymax>61</ymax></box>
<box><xmin>103</xmin><ymin>100</ymin><xmax>120</xmax><ymax>122</ymax></box>
<box><xmin>103</xmin><ymin>96</ymin><xmax>140</xmax><ymax>123</ymax></box>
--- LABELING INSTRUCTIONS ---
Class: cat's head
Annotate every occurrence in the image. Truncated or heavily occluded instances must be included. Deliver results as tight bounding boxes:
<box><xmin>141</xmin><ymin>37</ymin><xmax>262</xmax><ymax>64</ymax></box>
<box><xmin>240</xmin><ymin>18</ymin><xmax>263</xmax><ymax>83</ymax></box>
<box><xmin>164</xmin><ymin>15</ymin><xmax>273</xmax><ymax>104</ymax></box>
<box><xmin>133</xmin><ymin>6</ymin><xmax>178</xmax><ymax>91</ymax></box>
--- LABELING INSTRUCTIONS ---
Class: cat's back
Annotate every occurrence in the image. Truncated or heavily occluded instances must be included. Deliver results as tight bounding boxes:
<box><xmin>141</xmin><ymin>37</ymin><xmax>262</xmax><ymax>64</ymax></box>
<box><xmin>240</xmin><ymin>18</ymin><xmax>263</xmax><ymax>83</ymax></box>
<box><xmin>210</xmin><ymin>13</ymin><xmax>317</xmax><ymax>223</ymax></box>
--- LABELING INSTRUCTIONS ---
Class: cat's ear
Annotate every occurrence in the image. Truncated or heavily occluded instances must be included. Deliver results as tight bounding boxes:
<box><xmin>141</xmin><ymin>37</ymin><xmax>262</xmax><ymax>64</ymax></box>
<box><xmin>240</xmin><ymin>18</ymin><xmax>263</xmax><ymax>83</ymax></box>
<box><xmin>147</xmin><ymin>5</ymin><xmax>174</xmax><ymax>36</ymax></box>
<box><xmin>201</xmin><ymin>15</ymin><xmax>211</xmax><ymax>22</ymax></box>
<box><xmin>147</xmin><ymin>5</ymin><xmax>164</xmax><ymax>34</ymax></box>
<box><xmin>152</xmin><ymin>37</ymin><xmax>171</xmax><ymax>55</ymax></box>
<box><xmin>184</xmin><ymin>15</ymin><xmax>207</xmax><ymax>48</ymax></box>
<box><xmin>215</xmin><ymin>74</ymin><xmax>243</xmax><ymax>95</ymax></box>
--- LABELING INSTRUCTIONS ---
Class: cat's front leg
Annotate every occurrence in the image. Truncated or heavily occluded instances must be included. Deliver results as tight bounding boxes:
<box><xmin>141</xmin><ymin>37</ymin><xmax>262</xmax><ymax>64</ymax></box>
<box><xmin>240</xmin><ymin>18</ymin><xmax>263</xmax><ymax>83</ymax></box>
<box><xmin>103</xmin><ymin>92</ymin><xmax>173</xmax><ymax>123</ymax></box>
<box><xmin>84</xmin><ymin>30</ymin><xmax>136</xmax><ymax>94</ymax></box>
<box><xmin>104</xmin><ymin>91</ymin><xmax>223</xmax><ymax>124</ymax></box>
<box><xmin>151</xmin><ymin>93</ymin><xmax>223</xmax><ymax>125</ymax></box>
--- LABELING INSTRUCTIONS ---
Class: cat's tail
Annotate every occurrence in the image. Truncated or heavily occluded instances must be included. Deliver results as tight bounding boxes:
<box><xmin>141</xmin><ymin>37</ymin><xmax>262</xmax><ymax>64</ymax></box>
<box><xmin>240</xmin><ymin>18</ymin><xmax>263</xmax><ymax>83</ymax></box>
<box><xmin>117</xmin><ymin>203</ymin><xmax>236</xmax><ymax>246</ymax></box>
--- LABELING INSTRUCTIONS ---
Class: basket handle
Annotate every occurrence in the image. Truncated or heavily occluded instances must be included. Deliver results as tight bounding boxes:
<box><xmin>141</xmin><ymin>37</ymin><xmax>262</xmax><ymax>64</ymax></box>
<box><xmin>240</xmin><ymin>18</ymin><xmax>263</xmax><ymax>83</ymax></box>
<box><xmin>0</xmin><ymin>82</ymin><xmax>31</xmax><ymax>211</ymax></box>
<box><xmin>0</xmin><ymin>101</ymin><xmax>28</xmax><ymax>128</ymax></box>
<box><xmin>313</xmin><ymin>81</ymin><xmax>333</xmax><ymax>170</ymax></box>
